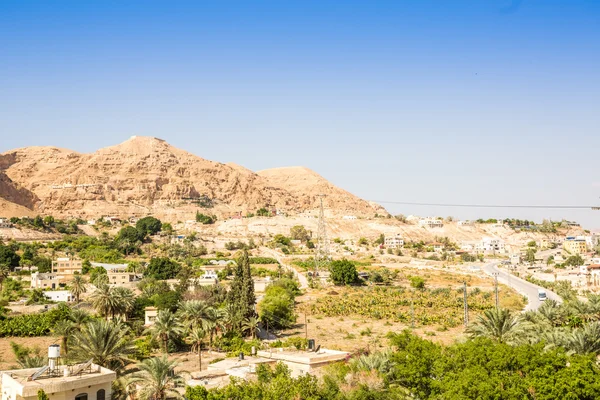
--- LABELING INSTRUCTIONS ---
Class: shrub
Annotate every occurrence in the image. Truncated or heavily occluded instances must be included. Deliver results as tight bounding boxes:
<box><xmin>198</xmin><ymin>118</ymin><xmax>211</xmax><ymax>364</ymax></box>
<box><xmin>329</xmin><ymin>259</ymin><xmax>358</xmax><ymax>285</ymax></box>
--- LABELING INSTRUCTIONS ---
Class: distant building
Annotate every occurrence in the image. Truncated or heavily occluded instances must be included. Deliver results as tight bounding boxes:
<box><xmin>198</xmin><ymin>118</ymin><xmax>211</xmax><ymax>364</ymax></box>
<box><xmin>431</xmin><ymin>243</ymin><xmax>444</xmax><ymax>253</ymax></box>
<box><xmin>419</xmin><ymin>219</ymin><xmax>444</xmax><ymax>228</ymax></box>
<box><xmin>480</xmin><ymin>238</ymin><xmax>505</xmax><ymax>253</ymax></box>
<box><xmin>342</xmin><ymin>215</ymin><xmax>357</xmax><ymax>220</ymax></box>
<box><xmin>257</xmin><ymin>348</ymin><xmax>350</xmax><ymax>377</ymax></box>
<box><xmin>107</xmin><ymin>271</ymin><xmax>141</xmax><ymax>286</ymax></box>
<box><xmin>563</xmin><ymin>238</ymin><xmax>587</xmax><ymax>256</ymax></box>
<box><xmin>43</xmin><ymin>290</ymin><xmax>73</xmax><ymax>302</ymax></box>
<box><xmin>457</xmin><ymin>220</ymin><xmax>474</xmax><ymax>227</ymax></box>
<box><xmin>384</xmin><ymin>235</ymin><xmax>404</xmax><ymax>249</ymax></box>
<box><xmin>145</xmin><ymin>307</ymin><xmax>158</xmax><ymax>326</ymax></box>
<box><xmin>90</xmin><ymin>262</ymin><xmax>129</xmax><ymax>272</ymax></box>
<box><xmin>31</xmin><ymin>272</ymin><xmax>62</xmax><ymax>289</ymax></box>
<box><xmin>52</xmin><ymin>258</ymin><xmax>83</xmax><ymax>278</ymax></box>
<box><xmin>0</xmin><ymin>218</ymin><xmax>12</xmax><ymax>228</ymax></box>
<box><xmin>510</xmin><ymin>254</ymin><xmax>521</xmax><ymax>265</ymax></box>
<box><xmin>1</xmin><ymin>354</ymin><xmax>115</xmax><ymax>400</ymax></box>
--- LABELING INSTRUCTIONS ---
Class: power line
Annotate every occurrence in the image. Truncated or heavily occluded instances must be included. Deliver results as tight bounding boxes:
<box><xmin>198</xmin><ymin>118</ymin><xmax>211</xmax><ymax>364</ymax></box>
<box><xmin>372</xmin><ymin>200</ymin><xmax>598</xmax><ymax>210</ymax></box>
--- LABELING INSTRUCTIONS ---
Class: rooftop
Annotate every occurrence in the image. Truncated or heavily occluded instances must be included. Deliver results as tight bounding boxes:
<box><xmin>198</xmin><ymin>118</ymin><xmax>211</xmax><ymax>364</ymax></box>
<box><xmin>256</xmin><ymin>348</ymin><xmax>350</xmax><ymax>365</ymax></box>
<box><xmin>1</xmin><ymin>363</ymin><xmax>116</xmax><ymax>397</ymax></box>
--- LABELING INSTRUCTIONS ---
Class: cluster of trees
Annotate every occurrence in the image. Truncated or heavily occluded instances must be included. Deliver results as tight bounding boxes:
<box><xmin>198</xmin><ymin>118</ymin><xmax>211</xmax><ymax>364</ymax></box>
<box><xmin>9</xmin><ymin>216</ymin><xmax>82</xmax><ymax>234</ymax></box>
<box><xmin>195</xmin><ymin>212</ymin><xmax>216</xmax><ymax>224</ymax></box>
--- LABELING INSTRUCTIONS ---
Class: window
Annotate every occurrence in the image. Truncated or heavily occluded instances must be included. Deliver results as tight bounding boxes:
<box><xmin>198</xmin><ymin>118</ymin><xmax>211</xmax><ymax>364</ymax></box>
<box><xmin>97</xmin><ymin>389</ymin><xmax>105</xmax><ymax>400</ymax></box>
<box><xmin>75</xmin><ymin>393</ymin><xmax>88</xmax><ymax>400</ymax></box>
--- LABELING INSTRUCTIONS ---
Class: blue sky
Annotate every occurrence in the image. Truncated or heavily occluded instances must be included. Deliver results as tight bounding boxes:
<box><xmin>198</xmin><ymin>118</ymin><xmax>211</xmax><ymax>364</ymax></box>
<box><xmin>1</xmin><ymin>0</ymin><xmax>599</xmax><ymax>227</ymax></box>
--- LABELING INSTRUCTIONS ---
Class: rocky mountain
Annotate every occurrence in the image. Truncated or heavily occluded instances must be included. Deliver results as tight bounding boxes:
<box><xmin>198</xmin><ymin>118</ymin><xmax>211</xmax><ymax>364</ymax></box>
<box><xmin>0</xmin><ymin>136</ymin><xmax>384</xmax><ymax>220</ymax></box>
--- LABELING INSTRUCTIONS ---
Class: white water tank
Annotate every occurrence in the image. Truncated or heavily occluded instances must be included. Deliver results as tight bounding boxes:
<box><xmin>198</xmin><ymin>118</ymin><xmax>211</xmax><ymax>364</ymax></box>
<box><xmin>48</xmin><ymin>344</ymin><xmax>60</xmax><ymax>359</ymax></box>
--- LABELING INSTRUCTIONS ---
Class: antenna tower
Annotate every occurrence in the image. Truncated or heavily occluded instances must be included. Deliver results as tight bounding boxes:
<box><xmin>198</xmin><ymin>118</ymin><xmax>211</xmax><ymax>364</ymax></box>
<box><xmin>314</xmin><ymin>194</ymin><xmax>330</xmax><ymax>274</ymax></box>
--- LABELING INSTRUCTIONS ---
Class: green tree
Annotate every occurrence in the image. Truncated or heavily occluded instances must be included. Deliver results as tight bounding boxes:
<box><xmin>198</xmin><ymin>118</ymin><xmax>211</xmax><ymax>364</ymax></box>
<box><xmin>0</xmin><ymin>244</ymin><xmax>20</xmax><ymax>269</ymax></box>
<box><xmin>195</xmin><ymin>212</ymin><xmax>216</xmax><ymax>225</ymax></box>
<box><xmin>289</xmin><ymin>225</ymin><xmax>310</xmax><ymax>242</ymax></box>
<box><xmin>71</xmin><ymin>319</ymin><xmax>136</xmax><ymax>374</ymax></box>
<box><xmin>37</xmin><ymin>390</ymin><xmax>49</xmax><ymax>400</ymax></box>
<box><xmin>329</xmin><ymin>259</ymin><xmax>358</xmax><ymax>285</ymax></box>
<box><xmin>52</xmin><ymin>319</ymin><xmax>75</xmax><ymax>357</ymax></box>
<box><xmin>147</xmin><ymin>310</ymin><xmax>184</xmax><ymax>354</ymax></box>
<box><xmin>186</xmin><ymin>327</ymin><xmax>207</xmax><ymax>370</ymax></box>
<box><xmin>242</xmin><ymin>316</ymin><xmax>260</xmax><ymax>339</ymax></box>
<box><xmin>136</xmin><ymin>216</ymin><xmax>162</xmax><ymax>237</ymax></box>
<box><xmin>126</xmin><ymin>356</ymin><xmax>186</xmax><ymax>400</ymax></box>
<box><xmin>70</xmin><ymin>274</ymin><xmax>87</xmax><ymax>303</ymax></box>
<box><xmin>466</xmin><ymin>308</ymin><xmax>523</xmax><ymax>344</ymax></box>
<box><xmin>258</xmin><ymin>286</ymin><xmax>295</xmax><ymax>329</ymax></box>
<box><xmin>145</xmin><ymin>257</ymin><xmax>181</xmax><ymax>280</ymax></box>
<box><xmin>525</xmin><ymin>248</ymin><xmax>537</xmax><ymax>263</ymax></box>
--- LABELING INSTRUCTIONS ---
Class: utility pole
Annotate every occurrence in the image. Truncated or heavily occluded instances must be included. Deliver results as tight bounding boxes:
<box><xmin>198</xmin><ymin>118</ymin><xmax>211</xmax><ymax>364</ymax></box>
<box><xmin>463</xmin><ymin>281</ymin><xmax>468</xmax><ymax>327</ymax></box>
<box><xmin>304</xmin><ymin>312</ymin><xmax>308</xmax><ymax>341</ymax></box>
<box><xmin>493</xmin><ymin>273</ymin><xmax>499</xmax><ymax>309</ymax></box>
<box><xmin>411</xmin><ymin>288</ymin><xmax>415</xmax><ymax>328</ymax></box>
<box><xmin>314</xmin><ymin>194</ymin><xmax>330</xmax><ymax>275</ymax></box>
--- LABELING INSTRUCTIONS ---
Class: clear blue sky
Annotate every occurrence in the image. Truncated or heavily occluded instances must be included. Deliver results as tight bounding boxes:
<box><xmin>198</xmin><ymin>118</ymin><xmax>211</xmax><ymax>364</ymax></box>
<box><xmin>1</xmin><ymin>1</ymin><xmax>599</xmax><ymax>227</ymax></box>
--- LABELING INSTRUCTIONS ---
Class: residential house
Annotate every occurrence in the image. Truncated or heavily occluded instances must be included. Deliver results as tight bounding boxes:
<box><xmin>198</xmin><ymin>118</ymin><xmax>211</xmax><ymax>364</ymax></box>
<box><xmin>256</xmin><ymin>348</ymin><xmax>350</xmax><ymax>377</ymax></box>
<box><xmin>510</xmin><ymin>254</ymin><xmax>521</xmax><ymax>265</ymax></box>
<box><xmin>457</xmin><ymin>220</ymin><xmax>474</xmax><ymax>227</ymax></box>
<box><xmin>31</xmin><ymin>272</ymin><xmax>62</xmax><ymax>289</ymax></box>
<box><xmin>342</xmin><ymin>215</ymin><xmax>357</xmax><ymax>220</ymax></box>
<box><xmin>563</xmin><ymin>237</ymin><xmax>587</xmax><ymax>256</ymax></box>
<box><xmin>431</xmin><ymin>243</ymin><xmax>444</xmax><ymax>253</ymax></box>
<box><xmin>480</xmin><ymin>238</ymin><xmax>506</xmax><ymax>253</ymax></box>
<box><xmin>419</xmin><ymin>219</ymin><xmax>444</xmax><ymax>228</ymax></box>
<box><xmin>0</xmin><ymin>218</ymin><xmax>12</xmax><ymax>228</ymax></box>
<box><xmin>384</xmin><ymin>235</ymin><xmax>404</xmax><ymax>249</ymax></box>
<box><xmin>1</xmin><ymin>356</ymin><xmax>115</xmax><ymax>400</ymax></box>
<box><xmin>52</xmin><ymin>258</ymin><xmax>83</xmax><ymax>278</ymax></box>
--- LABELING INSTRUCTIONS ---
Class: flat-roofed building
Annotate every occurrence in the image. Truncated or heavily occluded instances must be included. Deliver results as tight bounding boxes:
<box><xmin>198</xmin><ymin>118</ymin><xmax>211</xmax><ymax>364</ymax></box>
<box><xmin>31</xmin><ymin>272</ymin><xmax>62</xmax><ymax>289</ymax></box>
<box><xmin>52</xmin><ymin>258</ymin><xmax>83</xmax><ymax>279</ymax></box>
<box><xmin>1</xmin><ymin>356</ymin><xmax>115</xmax><ymax>400</ymax></box>
<box><xmin>384</xmin><ymin>235</ymin><xmax>404</xmax><ymax>249</ymax></box>
<box><xmin>257</xmin><ymin>348</ymin><xmax>350</xmax><ymax>377</ymax></box>
<box><xmin>563</xmin><ymin>238</ymin><xmax>587</xmax><ymax>256</ymax></box>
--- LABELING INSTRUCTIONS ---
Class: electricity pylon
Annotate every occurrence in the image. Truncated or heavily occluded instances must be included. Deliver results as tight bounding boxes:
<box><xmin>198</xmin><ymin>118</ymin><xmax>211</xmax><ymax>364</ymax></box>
<box><xmin>314</xmin><ymin>194</ymin><xmax>330</xmax><ymax>275</ymax></box>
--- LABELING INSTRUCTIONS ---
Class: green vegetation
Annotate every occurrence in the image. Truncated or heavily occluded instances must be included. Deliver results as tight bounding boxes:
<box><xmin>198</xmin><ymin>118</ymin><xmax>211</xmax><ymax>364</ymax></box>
<box><xmin>329</xmin><ymin>259</ymin><xmax>358</xmax><ymax>285</ymax></box>
<box><xmin>195</xmin><ymin>212</ymin><xmax>216</xmax><ymax>224</ymax></box>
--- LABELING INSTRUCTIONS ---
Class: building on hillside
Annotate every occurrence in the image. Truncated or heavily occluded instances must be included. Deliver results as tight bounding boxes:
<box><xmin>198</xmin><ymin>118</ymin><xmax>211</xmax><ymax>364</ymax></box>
<box><xmin>457</xmin><ymin>220</ymin><xmax>474</xmax><ymax>227</ymax></box>
<box><xmin>418</xmin><ymin>219</ymin><xmax>443</xmax><ymax>228</ymax></box>
<box><xmin>563</xmin><ymin>237</ymin><xmax>587</xmax><ymax>256</ymax></box>
<box><xmin>31</xmin><ymin>272</ymin><xmax>62</xmax><ymax>289</ymax></box>
<box><xmin>384</xmin><ymin>235</ymin><xmax>404</xmax><ymax>249</ymax></box>
<box><xmin>480</xmin><ymin>238</ymin><xmax>506</xmax><ymax>253</ymax></box>
<box><xmin>43</xmin><ymin>290</ymin><xmax>73</xmax><ymax>302</ymax></box>
<box><xmin>587</xmin><ymin>265</ymin><xmax>600</xmax><ymax>285</ymax></box>
<box><xmin>0</xmin><ymin>218</ymin><xmax>12</xmax><ymax>228</ymax></box>
<box><xmin>108</xmin><ymin>271</ymin><xmax>141</xmax><ymax>286</ymax></box>
<box><xmin>52</xmin><ymin>258</ymin><xmax>83</xmax><ymax>278</ymax></box>
<box><xmin>144</xmin><ymin>307</ymin><xmax>158</xmax><ymax>326</ymax></box>
<box><xmin>510</xmin><ymin>254</ymin><xmax>521</xmax><ymax>265</ymax></box>
<box><xmin>1</xmin><ymin>348</ymin><xmax>115</xmax><ymax>400</ymax></box>
<box><xmin>431</xmin><ymin>243</ymin><xmax>444</xmax><ymax>253</ymax></box>
<box><xmin>342</xmin><ymin>215</ymin><xmax>357</xmax><ymax>220</ymax></box>
<box><xmin>460</xmin><ymin>242</ymin><xmax>476</xmax><ymax>252</ymax></box>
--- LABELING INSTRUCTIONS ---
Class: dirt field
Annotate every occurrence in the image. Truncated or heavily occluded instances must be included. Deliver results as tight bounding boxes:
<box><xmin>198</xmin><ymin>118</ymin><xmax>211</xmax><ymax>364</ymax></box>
<box><xmin>0</xmin><ymin>336</ymin><xmax>58</xmax><ymax>370</ymax></box>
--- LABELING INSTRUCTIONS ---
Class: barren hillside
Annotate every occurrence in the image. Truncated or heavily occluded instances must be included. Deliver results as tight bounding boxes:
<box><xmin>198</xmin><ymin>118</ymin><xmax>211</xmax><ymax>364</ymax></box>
<box><xmin>0</xmin><ymin>136</ymin><xmax>384</xmax><ymax>220</ymax></box>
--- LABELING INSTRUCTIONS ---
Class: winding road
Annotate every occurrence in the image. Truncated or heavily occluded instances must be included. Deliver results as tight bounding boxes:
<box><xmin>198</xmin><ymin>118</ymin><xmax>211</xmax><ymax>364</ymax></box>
<box><xmin>483</xmin><ymin>262</ymin><xmax>562</xmax><ymax>311</ymax></box>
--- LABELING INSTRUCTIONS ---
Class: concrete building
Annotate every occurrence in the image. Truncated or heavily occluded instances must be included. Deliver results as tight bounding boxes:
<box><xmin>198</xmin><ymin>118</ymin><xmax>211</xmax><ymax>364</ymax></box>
<box><xmin>144</xmin><ymin>307</ymin><xmax>158</xmax><ymax>326</ymax></box>
<box><xmin>384</xmin><ymin>235</ymin><xmax>404</xmax><ymax>249</ymax></box>
<box><xmin>510</xmin><ymin>254</ymin><xmax>521</xmax><ymax>265</ymax></box>
<box><xmin>457</xmin><ymin>220</ymin><xmax>474</xmax><ymax>227</ymax></box>
<box><xmin>257</xmin><ymin>348</ymin><xmax>350</xmax><ymax>377</ymax></box>
<box><xmin>1</xmin><ymin>347</ymin><xmax>115</xmax><ymax>400</ymax></box>
<box><xmin>431</xmin><ymin>243</ymin><xmax>444</xmax><ymax>253</ymax></box>
<box><xmin>90</xmin><ymin>262</ymin><xmax>129</xmax><ymax>272</ymax></box>
<box><xmin>563</xmin><ymin>238</ymin><xmax>587</xmax><ymax>256</ymax></box>
<box><xmin>107</xmin><ymin>271</ymin><xmax>141</xmax><ymax>286</ymax></box>
<box><xmin>31</xmin><ymin>272</ymin><xmax>62</xmax><ymax>289</ymax></box>
<box><xmin>43</xmin><ymin>290</ymin><xmax>73</xmax><ymax>302</ymax></box>
<box><xmin>342</xmin><ymin>215</ymin><xmax>357</xmax><ymax>220</ymax></box>
<box><xmin>52</xmin><ymin>258</ymin><xmax>83</xmax><ymax>278</ymax></box>
<box><xmin>480</xmin><ymin>238</ymin><xmax>505</xmax><ymax>253</ymax></box>
<box><xmin>418</xmin><ymin>219</ymin><xmax>444</xmax><ymax>228</ymax></box>
<box><xmin>0</xmin><ymin>218</ymin><xmax>12</xmax><ymax>228</ymax></box>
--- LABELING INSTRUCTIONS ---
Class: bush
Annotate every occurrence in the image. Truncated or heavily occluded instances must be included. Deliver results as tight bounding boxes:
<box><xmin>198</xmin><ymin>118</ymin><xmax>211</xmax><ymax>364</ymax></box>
<box><xmin>0</xmin><ymin>305</ymin><xmax>71</xmax><ymax>337</ymax></box>
<box><xmin>195</xmin><ymin>213</ymin><xmax>216</xmax><ymax>225</ymax></box>
<box><xmin>145</xmin><ymin>257</ymin><xmax>181</xmax><ymax>280</ymax></box>
<box><xmin>409</xmin><ymin>276</ymin><xmax>426</xmax><ymax>290</ymax></box>
<box><xmin>329</xmin><ymin>259</ymin><xmax>358</xmax><ymax>285</ymax></box>
<box><xmin>259</xmin><ymin>286</ymin><xmax>295</xmax><ymax>329</ymax></box>
<box><xmin>136</xmin><ymin>216</ymin><xmax>162</xmax><ymax>237</ymax></box>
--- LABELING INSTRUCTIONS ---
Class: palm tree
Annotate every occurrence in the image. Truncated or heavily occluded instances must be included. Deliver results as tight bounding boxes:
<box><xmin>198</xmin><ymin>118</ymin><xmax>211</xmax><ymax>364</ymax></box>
<box><xmin>568</xmin><ymin>300</ymin><xmax>593</xmax><ymax>323</ymax></box>
<box><xmin>112</xmin><ymin>286</ymin><xmax>136</xmax><ymax>318</ymax></box>
<box><xmin>52</xmin><ymin>319</ymin><xmax>75</xmax><ymax>357</ymax></box>
<box><xmin>90</xmin><ymin>284</ymin><xmax>120</xmax><ymax>319</ymax></box>
<box><xmin>126</xmin><ymin>356</ymin><xmax>186</xmax><ymax>400</ymax></box>
<box><xmin>70</xmin><ymin>275</ymin><xmax>87</xmax><ymax>303</ymax></box>
<box><xmin>178</xmin><ymin>300</ymin><xmax>210</xmax><ymax>330</ymax></box>
<box><xmin>146</xmin><ymin>310</ymin><xmax>184</xmax><ymax>354</ymax></box>
<box><xmin>70</xmin><ymin>308</ymin><xmax>90</xmax><ymax>329</ymax></box>
<box><xmin>566</xmin><ymin>321</ymin><xmax>600</xmax><ymax>355</ymax></box>
<box><xmin>537</xmin><ymin>299</ymin><xmax>564</xmax><ymax>327</ymax></box>
<box><xmin>466</xmin><ymin>308</ymin><xmax>523</xmax><ymax>344</ymax></box>
<box><xmin>186</xmin><ymin>326</ymin><xmax>207</xmax><ymax>370</ymax></box>
<box><xmin>242</xmin><ymin>316</ymin><xmax>260</xmax><ymax>340</ymax></box>
<box><xmin>204</xmin><ymin>307</ymin><xmax>226</xmax><ymax>349</ymax></box>
<box><xmin>0</xmin><ymin>264</ymin><xmax>10</xmax><ymax>290</ymax></box>
<box><xmin>70</xmin><ymin>319</ymin><xmax>136</xmax><ymax>374</ymax></box>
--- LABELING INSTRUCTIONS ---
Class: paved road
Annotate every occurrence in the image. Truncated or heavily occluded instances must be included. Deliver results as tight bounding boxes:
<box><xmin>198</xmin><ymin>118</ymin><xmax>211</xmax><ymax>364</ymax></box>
<box><xmin>483</xmin><ymin>262</ymin><xmax>562</xmax><ymax>311</ymax></box>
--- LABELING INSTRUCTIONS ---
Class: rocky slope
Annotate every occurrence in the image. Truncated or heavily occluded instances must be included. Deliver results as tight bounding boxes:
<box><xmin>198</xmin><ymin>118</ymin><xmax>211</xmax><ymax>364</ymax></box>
<box><xmin>0</xmin><ymin>136</ymin><xmax>383</xmax><ymax>220</ymax></box>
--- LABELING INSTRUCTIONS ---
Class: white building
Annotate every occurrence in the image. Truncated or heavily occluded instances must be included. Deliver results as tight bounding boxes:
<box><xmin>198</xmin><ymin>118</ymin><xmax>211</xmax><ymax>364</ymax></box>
<box><xmin>457</xmin><ymin>220</ymin><xmax>474</xmax><ymax>227</ymax></box>
<box><xmin>90</xmin><ymin>262</ymin><xmax>129</xmax><ymax>272</ymax></box>
<box><xmin>43</xmin><ymin>290</ymin><xmax>73</xmax><ymax>302</ymax></box>
<box><xmin>480</xmin><ymin>238</ymin><xmax>505</xmax><ymax>253</ymax></box>
<box><xmin>510</xmin><ymin>254</ymin><xmax>521</xmax><ymax>265</ymax></box>
<box><xmin>0</xmin><ymin>218</ymin><xmax>12</xmax><ymax>228</ymax></box>
<box><xmin>1</xmin><ymin>350</ymin><xmax>115</xmax><ymax>400</ymax></box>
<box><xmin>31</xmin><ymin>272</ymin><xmax>62</xmax><ymax>289</ymax></box>
<box><xmin>342</xmin><ymin>215</ymin><xmax>357</xmax><ymax>220</ymax></box>
<box><xmin>384</xmin><ymin>235</ymin><xmax>404</xmax><ymax>249</ymax></box>
<box><xmin>145</xmin><ymin>307</ymin><xmax>158</xmax><ymax>326</ymax></box>
<box><xmin>419</xmin><ymin>219</ymin><xmax>444</xmax><ymax>228</ymax></box>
